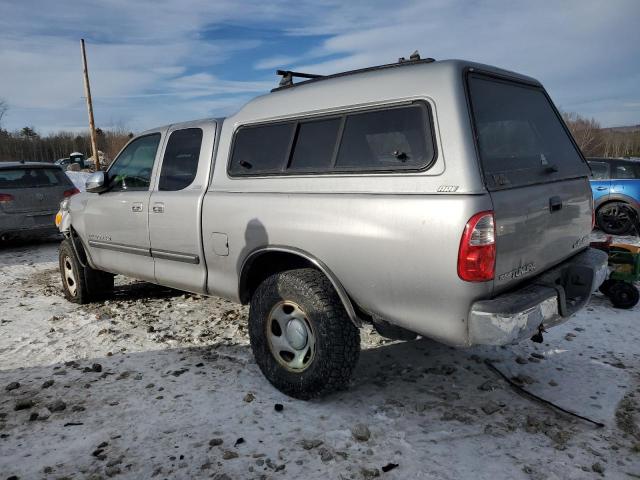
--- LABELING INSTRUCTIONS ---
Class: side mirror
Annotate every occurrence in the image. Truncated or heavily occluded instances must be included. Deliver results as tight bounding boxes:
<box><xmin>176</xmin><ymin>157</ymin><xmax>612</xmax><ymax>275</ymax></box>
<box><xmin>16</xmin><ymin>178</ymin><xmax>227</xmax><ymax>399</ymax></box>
<box><xmin>86</xmin><ymin>171</ymin><xmax>108</xmax><ymax>193</ymax></box>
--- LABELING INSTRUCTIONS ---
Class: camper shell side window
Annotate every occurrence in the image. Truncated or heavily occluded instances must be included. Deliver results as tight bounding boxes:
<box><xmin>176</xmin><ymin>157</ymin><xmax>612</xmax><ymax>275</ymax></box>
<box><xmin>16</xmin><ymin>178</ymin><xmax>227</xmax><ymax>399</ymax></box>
<box><xmin>227</xmin><ymin>101</ymin><xmax>437</xmax><ymax>177</ymax></box>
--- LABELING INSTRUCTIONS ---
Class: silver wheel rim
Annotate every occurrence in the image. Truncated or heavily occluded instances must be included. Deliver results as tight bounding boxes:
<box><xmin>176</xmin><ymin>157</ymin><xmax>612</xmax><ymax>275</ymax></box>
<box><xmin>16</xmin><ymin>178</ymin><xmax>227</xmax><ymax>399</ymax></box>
<box><xmin>267</xmin><ymin>301</ymin><xmax>316</xmax><ymax>372</ymax></box>
<box><xmin>63</xmin><ymin>255</ymin><xmax>77</xmax><ymax>296</ymax></box>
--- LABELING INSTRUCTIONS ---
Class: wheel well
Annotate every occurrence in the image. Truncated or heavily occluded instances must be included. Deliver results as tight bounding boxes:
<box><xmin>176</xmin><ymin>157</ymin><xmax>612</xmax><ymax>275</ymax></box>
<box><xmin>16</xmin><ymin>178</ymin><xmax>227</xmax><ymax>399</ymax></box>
<box><xmin>596</xmin><ymin>198</ymin><xmax>639</xmax><ymax>215</ymax></box>
<box><xmin>239</xmin><ymin>251</ymin><xmax>316</xmax><ymax>304</ymax></box>
<box><xmin>238</xmin><ymin>249</ymin><xmax>363</xmax><ymax>327</ymax></box>
<box><xmin>597</xmin><ymin>200</ymin><xmax>628</xmax><ymax>211</ymax></box>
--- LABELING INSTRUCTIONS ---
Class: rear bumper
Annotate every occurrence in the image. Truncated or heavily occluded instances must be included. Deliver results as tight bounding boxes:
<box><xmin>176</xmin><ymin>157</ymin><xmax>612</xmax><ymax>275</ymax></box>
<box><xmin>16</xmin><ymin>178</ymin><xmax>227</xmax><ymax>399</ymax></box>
<box><xmin>1</xmin><ymin>212</ymin><xmax>58</xmax><ymax>239</ymax></box>
<box><xmin>468</xmin><ymin>248</ymin><xmax>608</xmax><ymax>345</ymax></box>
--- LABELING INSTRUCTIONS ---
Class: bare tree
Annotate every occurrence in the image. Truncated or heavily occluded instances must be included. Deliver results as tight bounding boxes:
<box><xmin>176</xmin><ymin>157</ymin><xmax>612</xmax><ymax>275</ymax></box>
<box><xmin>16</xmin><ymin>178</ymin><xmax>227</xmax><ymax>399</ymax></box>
<box><xmin>562</xmin><ymin>112</ymin><xmax>603</xmax><ymax>156</ymax></box>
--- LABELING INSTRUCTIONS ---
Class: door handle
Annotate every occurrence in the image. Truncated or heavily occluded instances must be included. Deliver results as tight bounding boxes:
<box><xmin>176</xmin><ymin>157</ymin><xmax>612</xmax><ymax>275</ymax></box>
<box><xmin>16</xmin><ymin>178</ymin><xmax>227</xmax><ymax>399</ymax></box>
<box><xmin>131</xmin><ymin>202</ymin><xmax>143</xmax><ymax>213</ymax></box>
<box><xmin>595</xmin><ymin>186</ymin><xmax>608</xmax><ymax>191</ymax></box>
<box><xmin>152</xmin><ymin>202</ymin><xmax>165</xmax><ymax>213</ymax></box>
<box><xmin>549</xmin><ymin>196</ymin><xmax>563</xmax><ymax>212</ymax></box>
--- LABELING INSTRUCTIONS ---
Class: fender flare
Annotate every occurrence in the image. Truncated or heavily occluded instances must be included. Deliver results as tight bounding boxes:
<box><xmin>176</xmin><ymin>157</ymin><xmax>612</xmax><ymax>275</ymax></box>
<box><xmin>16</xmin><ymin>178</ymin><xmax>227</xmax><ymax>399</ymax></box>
<box><xmin>595</xmin><ymin>193</ymin><xmax>640</xmax><ymax>214</ymax></box>
<box><xmin>239</xmin><ymin>245</ymin><xmax>363</xmax><ymax>327</ymax></box>
<box><xmin>68</xmin><ymin>226</ymin><xmax>99</xmax><ymax>270</ymax></box>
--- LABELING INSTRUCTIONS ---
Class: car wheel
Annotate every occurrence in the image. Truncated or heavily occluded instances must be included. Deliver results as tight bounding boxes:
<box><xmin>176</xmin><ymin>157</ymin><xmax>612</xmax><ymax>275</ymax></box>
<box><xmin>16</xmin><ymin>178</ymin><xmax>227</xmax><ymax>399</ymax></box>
<box><xmin>59</xmin><ymin>238</ymin><xmax>113</xmax><ymax>304</ymax></box>
<box><xmin>608</xmin><ymin>281</ymin><xmax>639</xmax><ymax>309</ymax></box>
<box><xmin>248</xmin><ymin>268</ymin><xmax>360</xmax><ymax>399</ymax></box>
<box><xmin>596</xmin><ymin>202</ymin><xmax>633</xmax><ymax>235</ymax></box>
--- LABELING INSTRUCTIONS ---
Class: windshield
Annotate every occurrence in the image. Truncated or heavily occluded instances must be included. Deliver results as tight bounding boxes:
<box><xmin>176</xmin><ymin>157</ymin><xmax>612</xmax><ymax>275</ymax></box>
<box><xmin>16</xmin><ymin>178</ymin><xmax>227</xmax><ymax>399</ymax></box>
<box><xmin>0</xmin><ymin>167</ymin><xmax>69</xmax><ymax>189</ymax></box>
<box><xmin>468</xmin><ymin>73</ymin><xmax>588</xmax><ymax>190</ymax></box>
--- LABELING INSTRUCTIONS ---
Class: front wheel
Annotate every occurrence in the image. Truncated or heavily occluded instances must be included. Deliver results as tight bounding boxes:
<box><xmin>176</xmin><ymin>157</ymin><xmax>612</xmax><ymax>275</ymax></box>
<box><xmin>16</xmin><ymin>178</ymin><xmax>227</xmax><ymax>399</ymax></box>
<box><xmin>248</xmin><ymin>268</ymin><xmax>360</xmax><ymax>399</ymax></box>
<box><xmin>59</xmin><ymin>238</ymin><xmax>114</xmax><ymax>304</ymax></box>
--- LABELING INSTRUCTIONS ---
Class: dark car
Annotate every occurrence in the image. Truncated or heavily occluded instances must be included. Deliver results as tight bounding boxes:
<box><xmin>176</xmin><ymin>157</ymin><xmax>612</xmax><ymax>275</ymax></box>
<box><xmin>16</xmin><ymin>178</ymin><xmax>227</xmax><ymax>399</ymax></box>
<box><xmin>588</xmin><ymin>157</ymin><xmax>640</xmax><ymax>235</ymax></box>
<box><xmin>0</xmin><ymin>162</ymin><xmax>79</xmax><ymax>240</ymax></box>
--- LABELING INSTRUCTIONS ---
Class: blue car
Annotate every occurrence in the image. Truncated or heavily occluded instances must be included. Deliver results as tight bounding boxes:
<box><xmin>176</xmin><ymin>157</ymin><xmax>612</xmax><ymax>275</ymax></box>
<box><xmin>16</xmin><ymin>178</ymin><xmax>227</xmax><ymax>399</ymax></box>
<box><xmin>588</xmin><ymin>157</ymin><xmax>640</xmax><ymax>235</ymax></box>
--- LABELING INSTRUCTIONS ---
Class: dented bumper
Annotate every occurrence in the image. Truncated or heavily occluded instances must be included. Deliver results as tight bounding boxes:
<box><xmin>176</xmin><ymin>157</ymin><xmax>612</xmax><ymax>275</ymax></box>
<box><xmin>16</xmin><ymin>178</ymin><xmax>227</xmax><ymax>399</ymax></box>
<box><xmin>468</xmin><ymin>248</ymin><xmax>608</xmax><ymax>345</ymax></box>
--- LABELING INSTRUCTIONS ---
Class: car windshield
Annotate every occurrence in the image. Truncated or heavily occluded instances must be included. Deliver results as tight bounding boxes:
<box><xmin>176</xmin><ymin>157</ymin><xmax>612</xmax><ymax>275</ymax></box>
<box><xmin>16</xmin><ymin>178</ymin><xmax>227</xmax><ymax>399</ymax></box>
<box><xmin>0</xmin><ymin>167</ymin><xmax>69</xmax><ymax>188</ymax></box>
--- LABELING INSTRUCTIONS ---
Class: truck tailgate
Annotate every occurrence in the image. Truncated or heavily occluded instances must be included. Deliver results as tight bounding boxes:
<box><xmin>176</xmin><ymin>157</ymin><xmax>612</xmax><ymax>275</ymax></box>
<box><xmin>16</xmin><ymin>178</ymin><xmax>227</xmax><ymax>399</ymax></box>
<box><xmin>491</xmin><ymin>177</ymin><xmax>593</xmax><ymax>293</ymax></box>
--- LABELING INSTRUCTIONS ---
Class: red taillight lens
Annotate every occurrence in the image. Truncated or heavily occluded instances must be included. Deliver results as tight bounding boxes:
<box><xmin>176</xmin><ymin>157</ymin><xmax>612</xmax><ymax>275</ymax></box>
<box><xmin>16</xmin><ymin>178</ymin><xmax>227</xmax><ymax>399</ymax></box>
<box><xmin>63</xmin><ymin>187</ymin><xmax>80</xmax><ymax>197</ymax></box>
<box><xmin>458</xmin><ymin>211</ymin><xmax>496</xmax><ymax>282</ymax></box>
<box><xmin>0</xmin><ymin>193</ymin><xmax>14</xmax><ymax>203</ymax></box>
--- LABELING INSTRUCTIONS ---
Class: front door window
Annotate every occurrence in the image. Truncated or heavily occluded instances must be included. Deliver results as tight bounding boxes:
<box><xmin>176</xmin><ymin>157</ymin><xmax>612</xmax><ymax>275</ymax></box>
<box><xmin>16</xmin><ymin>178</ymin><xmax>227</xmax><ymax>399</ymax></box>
<box><xmin>107</xmin><ymin>134</ymin><xmax>161</xmax><ymax>191</ymax></box>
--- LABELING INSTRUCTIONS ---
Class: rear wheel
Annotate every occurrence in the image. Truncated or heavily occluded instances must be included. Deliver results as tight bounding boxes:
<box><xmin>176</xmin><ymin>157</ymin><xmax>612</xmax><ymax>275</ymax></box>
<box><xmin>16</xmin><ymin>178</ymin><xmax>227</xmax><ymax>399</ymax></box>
<box><xmin>596</xmin><ymin>202</ymin><xmax>633</xmax><ymax>235</ymax></box>
<box><xmin>248</xmin><ymin>268</ymin><xmax>360</xmax><ymax>399</ymax></box>
<box><xmin>608</xmin><ymin>281</ymin><xmax>639</xmax><ymax>309</ymax></box>
<box><xmin>59</xmin><ymin>238</ymin><xmax>113</xmax><ymax>304</ymax></box>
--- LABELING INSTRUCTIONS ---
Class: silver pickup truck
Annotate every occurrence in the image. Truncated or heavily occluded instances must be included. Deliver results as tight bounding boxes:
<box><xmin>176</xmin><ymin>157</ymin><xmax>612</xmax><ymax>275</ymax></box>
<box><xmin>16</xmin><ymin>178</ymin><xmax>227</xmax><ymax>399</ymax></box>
<box><xmin>57</xmin><ymin>57</ymin><xmax>608</xmax><ymax>399</ymax></box>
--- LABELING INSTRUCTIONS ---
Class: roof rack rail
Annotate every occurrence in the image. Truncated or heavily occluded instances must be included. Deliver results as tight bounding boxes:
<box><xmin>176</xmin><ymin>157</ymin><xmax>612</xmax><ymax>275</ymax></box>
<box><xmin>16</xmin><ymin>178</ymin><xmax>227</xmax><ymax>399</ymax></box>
<box><xmin>276</xmin><ymin>70</ymin><xmax>324</xmax><ymax>88</ymax></box>
<box><xmin>271</xmin><ymin>51</ymin><xmax>435</xmax><ymax>92</ymax></box>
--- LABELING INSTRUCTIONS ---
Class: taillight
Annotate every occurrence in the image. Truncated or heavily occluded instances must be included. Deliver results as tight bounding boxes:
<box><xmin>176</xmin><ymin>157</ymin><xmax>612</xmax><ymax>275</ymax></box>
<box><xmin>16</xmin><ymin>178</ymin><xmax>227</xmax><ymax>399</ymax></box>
<box><xmin>458</xmin><ymin>211</ymin><xmax>496</xmax><ymax>282</ymax></box>
<box><xmin>63</xmin><ymin>187</ymin><xmax>80</xmax><ymax>197</ymax></box>
<box><xmin>0</xmin><ymin>193</ymin><xmax>14</xmax><ymax>203</ymax></box>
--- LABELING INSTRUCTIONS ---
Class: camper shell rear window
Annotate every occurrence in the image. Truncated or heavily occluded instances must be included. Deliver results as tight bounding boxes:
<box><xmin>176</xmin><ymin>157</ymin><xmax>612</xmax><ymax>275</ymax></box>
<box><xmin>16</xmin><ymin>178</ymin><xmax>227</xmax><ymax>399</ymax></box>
<box><xmin>467</xmin><ymin>73</ymin><xmax>589</xmax><ymax>190</ymax></box>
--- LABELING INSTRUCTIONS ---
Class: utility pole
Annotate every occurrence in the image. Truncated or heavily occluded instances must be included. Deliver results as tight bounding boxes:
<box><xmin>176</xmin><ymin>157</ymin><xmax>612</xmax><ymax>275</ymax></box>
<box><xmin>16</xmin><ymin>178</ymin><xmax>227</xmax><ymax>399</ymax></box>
<box><xmin>80</xmin><ymin>39</ymin><xmax>100</xmax><ymax>171</ymax></box>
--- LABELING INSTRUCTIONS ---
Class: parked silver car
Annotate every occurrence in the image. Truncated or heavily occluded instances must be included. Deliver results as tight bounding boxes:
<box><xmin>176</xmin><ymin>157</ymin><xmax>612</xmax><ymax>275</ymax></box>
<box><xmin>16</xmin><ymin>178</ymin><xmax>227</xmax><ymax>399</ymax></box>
<box><xmin>57</xmin><ymin>57</ymin><xmax>608</xmax><ymax>398</ymax></box>
<box><xmin>0</xmin><ymin>162</ymin><xmax>78</xmax><ymax>240</ymax></box>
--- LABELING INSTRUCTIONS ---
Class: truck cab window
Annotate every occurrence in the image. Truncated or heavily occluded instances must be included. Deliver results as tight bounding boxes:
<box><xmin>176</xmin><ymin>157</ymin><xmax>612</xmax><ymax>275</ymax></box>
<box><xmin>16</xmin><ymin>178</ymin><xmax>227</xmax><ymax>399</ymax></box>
<box><xmin>159</xmin><ymin>128</ymin><xmax>203</xmax><ymax>191</ymax></box>
<box><xmin>108</xmin><ymin>133</ymin><xmax>161</xmax><ymax>191</ymax></box>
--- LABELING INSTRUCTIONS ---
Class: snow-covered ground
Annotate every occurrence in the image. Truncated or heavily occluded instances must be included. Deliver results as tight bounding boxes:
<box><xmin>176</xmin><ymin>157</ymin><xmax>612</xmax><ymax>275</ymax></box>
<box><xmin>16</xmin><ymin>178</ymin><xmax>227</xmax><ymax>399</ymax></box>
<box><xmin>0</xmin><ymin>235</ymin><xmax>639</xmax><ymax>479</ymax></box>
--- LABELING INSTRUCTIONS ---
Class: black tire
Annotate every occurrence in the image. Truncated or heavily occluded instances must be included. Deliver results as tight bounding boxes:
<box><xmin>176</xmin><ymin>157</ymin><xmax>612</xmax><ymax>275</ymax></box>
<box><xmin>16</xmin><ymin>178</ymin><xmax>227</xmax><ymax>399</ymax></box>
<box><xmin>599</xmin><ymin>279</ymin><xmax>615</xmax><ymax>296</ymax></box>
<box><xmin>608</xmin><ymin>281</ymin><xmax>639</xmax><ymax>309</ymax></box>
<box><xmin>59</xmin><ymin>238</ymin><xmax>114</xmax><ymax>304</ymax></box>
<box><xmin>248</xmin><ymin>268</ymin><xmax>360</xmax><ymax>400</ymax></box>
<box><xmin>596</xmin><ymin>202</ymin><xmax>633</xmax><ymax>235</ymax></box>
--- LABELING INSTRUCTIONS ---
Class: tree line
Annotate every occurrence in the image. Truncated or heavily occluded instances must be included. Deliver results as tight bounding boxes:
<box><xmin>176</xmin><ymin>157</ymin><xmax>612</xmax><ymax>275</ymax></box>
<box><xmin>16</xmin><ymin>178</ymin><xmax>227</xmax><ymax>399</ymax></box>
<box><xmin>0</xmin><ymin>126</ymin><xmax>133</xmax><ymax>164</ymax></box>
<box><xmin>0</xmin><ymin>98</ymin><xmax>132</xmax><ymax>164</ymax></box>
<box><xmin>562</xmin><ymin>112</ymin><xmax>640</xmax><ymax>158</ymax></box>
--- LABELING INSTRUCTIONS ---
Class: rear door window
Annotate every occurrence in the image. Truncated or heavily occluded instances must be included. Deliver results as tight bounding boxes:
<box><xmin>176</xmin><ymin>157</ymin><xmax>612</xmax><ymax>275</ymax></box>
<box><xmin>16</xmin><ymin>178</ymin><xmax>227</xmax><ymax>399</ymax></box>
<box><xmin>468</xmin><ymin>74</ymin><xmax>589</xmax><ymax>190</ymax></box>
<box><xmin>335</xmin><ymin>104</ymin><xmax>434</xmax><ymax>171</ymax></box>
<box><xmin>0</xmin><ymin>168</ymin><xmax>69</xmax><ymax>188</ymax></box>
<box><xmin>589</xmin><ymin>161</ymin><xmax>610</xmax><ymax>180</ymax></box>
<box><xmin>158</xmin><ymin>128</ymin><xmax>203</xmax><ymax>191</ymax></box>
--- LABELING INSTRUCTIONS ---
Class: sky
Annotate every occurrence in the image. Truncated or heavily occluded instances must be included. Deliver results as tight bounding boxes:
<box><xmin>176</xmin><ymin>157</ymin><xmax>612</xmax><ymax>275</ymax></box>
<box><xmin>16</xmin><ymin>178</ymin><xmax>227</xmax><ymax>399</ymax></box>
<box><xmin>0</xmin><ymin>0</ymin><xmax>639</xmax><ymax>134</ymax></box>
